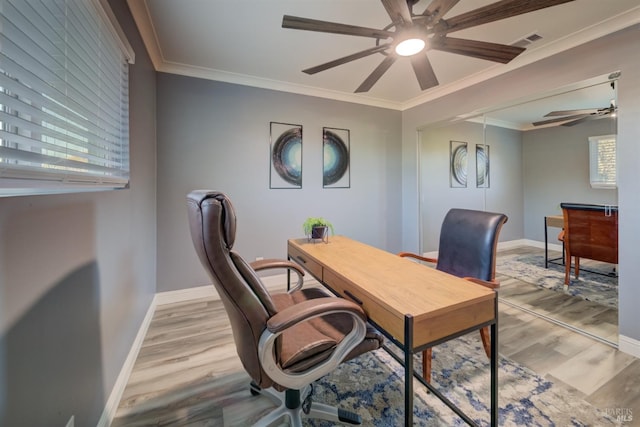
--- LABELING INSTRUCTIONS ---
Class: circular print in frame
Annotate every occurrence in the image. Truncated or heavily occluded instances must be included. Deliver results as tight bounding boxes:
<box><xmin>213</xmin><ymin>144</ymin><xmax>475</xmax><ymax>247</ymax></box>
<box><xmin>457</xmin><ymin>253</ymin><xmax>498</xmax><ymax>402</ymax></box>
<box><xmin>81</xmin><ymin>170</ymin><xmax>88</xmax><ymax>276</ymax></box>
<box><xmin>476</xmin><ymin>145</ymin><xmax>489</xmax><ymax>187</ymax></box>
<box><xmin>272</xmin><ymin>127</ymin><xmax>302</xmax><ymax>186</ymax></box>
<box><xmin>323</xmin><ymin>130</ymin><xmax>349</xmax><ymax>186</ymax></box>
<box><xmin>451</xmin><ymin>144</ymin><xmax>468</xmax><ymax>186</ymax></box>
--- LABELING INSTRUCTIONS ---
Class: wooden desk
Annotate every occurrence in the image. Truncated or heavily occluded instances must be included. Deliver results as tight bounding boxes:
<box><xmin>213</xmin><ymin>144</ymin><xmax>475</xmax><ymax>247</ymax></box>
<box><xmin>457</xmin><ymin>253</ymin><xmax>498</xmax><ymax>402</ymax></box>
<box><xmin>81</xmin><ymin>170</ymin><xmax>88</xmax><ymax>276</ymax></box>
<box><xmin>288</xmin><ymin>236</ymin><xmax>498</xmax><ymax>426</ymax></box>
<box><xmin>544</xmin><ymin>215</ymin><xmax>565</xmax><ymax>268</ymax></box>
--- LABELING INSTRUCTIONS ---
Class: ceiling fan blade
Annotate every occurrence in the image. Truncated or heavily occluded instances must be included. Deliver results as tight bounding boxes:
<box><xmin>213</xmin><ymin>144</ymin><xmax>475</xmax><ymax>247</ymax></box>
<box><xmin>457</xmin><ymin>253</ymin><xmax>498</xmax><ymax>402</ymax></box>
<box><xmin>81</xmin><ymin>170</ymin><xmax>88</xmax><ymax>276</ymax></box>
<box><xmin>282</xmin><ymin>15</ymin><xmax>394</xmax><ymax>39</ymax></box>
<box><xmin>355</xmin><ymin>55</ymin><xmax>396</xmax><ymax>93</ymax></box>
<box><xmin>421</xmin><ymin>0</ymin><xmax>460</xmax><ymax>22</ymax></box>
<box><xmin>532</xmin><ymin>114</ymin><xmax>590</xmax><ymax>127</ymax></box>
<box><xmin>544</xmin><ymin>108</ymin><xmax>600</xmax><ymax>117</ymax></box>
<box><xmin>431</xmin><ymin>36</ymin><xmax>525</xmax><ymax>63</ymax></box>
<box><xmin>436</xmin><ymin>0</ymin><xmax>575</xmax><ymax>34</ymax></box>
<box><xmin>410</xmin><ymin>54</ymin><xmax>439</xmax><ymax>90</ymax></box>
<box><xmin>381</xmin><ymin>0</ymin><xmax>413</xmax><ymax>24</ymax></box>
<box><xmin>563</xmin><ymin>114</ymin><xmax>606</xmax><ymax>126</ymax></box>
<box><xmin>302</xmin><ymin>44</ymin><xmax>391</xmax><ymax>74</ymax></box>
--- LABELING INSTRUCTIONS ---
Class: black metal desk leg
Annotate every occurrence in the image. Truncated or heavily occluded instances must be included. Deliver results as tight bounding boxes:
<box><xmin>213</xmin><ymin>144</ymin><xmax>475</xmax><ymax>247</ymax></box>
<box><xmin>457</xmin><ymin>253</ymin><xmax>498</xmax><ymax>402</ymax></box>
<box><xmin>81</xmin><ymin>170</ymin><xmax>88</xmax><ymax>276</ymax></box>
<box><xmin>404</xmin><ymin>314</ymin><xmax>414</xmax><ymax>427</ymax></box>
<box><xmin>544</xmin><ymin>217</ymin><xmax>549</xmax><ymax>268</ymax></box>
<box><xmin>491</xmin><ymin>299</ymin><xmax>498</xmax><ymax>426</ymax></box>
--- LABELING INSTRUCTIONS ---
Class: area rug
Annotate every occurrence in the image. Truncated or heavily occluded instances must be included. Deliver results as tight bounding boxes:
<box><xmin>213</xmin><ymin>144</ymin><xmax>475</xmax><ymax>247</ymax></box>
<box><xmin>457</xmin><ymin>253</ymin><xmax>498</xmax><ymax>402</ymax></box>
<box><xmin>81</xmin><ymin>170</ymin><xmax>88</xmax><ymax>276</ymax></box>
<box><xmin>309</xmin><ymin>333</ymin><xmax>619</xmax><ymax>426</ymax></box>
<box><xmin>495</xmin><ymin>253</ymin><xmax>618</xmax><ymax>309</ymax></box>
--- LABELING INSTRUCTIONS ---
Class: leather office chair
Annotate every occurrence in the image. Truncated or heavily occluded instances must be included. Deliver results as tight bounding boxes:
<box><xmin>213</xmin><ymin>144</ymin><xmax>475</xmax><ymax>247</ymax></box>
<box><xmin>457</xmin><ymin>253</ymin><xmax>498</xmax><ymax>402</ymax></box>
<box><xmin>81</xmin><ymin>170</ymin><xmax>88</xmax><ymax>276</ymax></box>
<box><xmin>399</xmin><ymin>208</ymin><xmax>507</xmax><ymax>383</ymax></box>
<box><xmin>187</xmin><ymin>190</ymin><xmax>383</xmax><ymax>426</ymax></box>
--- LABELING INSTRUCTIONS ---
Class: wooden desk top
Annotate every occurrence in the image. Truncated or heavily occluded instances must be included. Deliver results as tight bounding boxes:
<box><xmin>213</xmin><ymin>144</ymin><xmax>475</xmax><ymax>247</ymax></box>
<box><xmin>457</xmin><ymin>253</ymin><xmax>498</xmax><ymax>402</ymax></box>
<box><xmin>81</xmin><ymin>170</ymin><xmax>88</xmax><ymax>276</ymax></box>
<box><xmin>288</xmin><ymin>236</ymin><xmax>496</xmax><ymax>347</ymax></box>
<box><xmin>546</xmin><ymin>215</ymin><xmax>564</xmax><ymax>228</ymax></box>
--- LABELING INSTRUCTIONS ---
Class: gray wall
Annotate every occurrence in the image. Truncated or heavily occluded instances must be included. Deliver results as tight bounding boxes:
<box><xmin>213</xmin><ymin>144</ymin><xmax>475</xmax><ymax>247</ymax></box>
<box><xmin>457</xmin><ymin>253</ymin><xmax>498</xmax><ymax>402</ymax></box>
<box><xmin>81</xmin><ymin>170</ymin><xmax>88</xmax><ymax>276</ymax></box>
<box><xmin>523</xmin><ymin>118</ymin><xmax>618</xmax><ymax>242</ymax></box>
<box><xmin>156</xmin><ymin>74</ymin><xmax>402</xmax><ymax>293</ymax></box>
<box><xmin>402</xmin><ymin>25</ymin><xmax>640</xmax><ymax>343</ymax></box>
<box><xmin>420</xmin><ymin>116</ymin><xmax>617</xmax><ymax>250</ymax></box>
<box><xmin>419</xmin><ymin>121</ymin><xmax>524</xmax><ymax>251</ymax></box>
<box><xmin>0</xmin><ymin>0</ymin><xmax>157</xmax><ymax>425</ymax></box>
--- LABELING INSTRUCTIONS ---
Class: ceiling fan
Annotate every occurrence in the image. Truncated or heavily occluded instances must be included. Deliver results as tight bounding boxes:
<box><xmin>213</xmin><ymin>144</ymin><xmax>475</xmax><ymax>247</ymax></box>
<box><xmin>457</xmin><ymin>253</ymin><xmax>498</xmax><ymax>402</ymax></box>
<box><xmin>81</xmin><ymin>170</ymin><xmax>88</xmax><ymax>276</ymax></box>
<box><xmin>533</xmin><ymin>100</ymin><xmax>617</xmax><ymax>127</ymax></box>
<box><xmin>282</xmin><ymin>0</ymin><xmax>575</xmax><ymax>93</ymax></box>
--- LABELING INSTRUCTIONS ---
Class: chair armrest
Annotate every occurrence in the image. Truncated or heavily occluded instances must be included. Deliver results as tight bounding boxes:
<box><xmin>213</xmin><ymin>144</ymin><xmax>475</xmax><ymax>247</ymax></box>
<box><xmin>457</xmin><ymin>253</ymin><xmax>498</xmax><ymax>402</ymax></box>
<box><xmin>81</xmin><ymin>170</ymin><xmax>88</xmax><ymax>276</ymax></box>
<box><xmin>258</xmin><ymin>297</ymin><xmax>367</xmax><ymax>390</ymax></box>
<box><xmin>398</xmin><ymin>252</ymin><xmax>437</xmax><ymax>264</ymax></box>
<box><xmin>464</xmin><ymin>277</ymin><xmax>500</xmax><ymax>289</ymax></box>
<box><xmin>250</xmin><ymin>258</ymin><xmax>305</xmax><ymax>292</ymax></box>
<box><xmin>266</xmin><ymin>298</ymin><xmax>366</xmax><ymax>334</ymax></box>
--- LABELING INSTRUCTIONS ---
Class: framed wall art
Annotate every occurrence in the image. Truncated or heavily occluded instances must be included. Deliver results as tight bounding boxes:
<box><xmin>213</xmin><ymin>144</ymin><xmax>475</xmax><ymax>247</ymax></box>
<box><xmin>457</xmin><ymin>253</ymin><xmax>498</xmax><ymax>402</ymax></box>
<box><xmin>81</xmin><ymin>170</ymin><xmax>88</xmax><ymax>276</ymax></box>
<box><xmin>322</xmin><ymin>127</ymin><xmax>350</xmax><ymax>188</ymax></box>
<box><xmin>449</xmin><ymin>140</ymin><xmax>468</xmax><ymax>188</ymax></box>
<box><xmin>476</xmin><ymin>144</ymin><xmax>490</xmax><ymax>188</ymax></box>
<box><xmin>270</xmin><ymin>122</ymin><xmax>302</xmax><ymax>189</ymax></box>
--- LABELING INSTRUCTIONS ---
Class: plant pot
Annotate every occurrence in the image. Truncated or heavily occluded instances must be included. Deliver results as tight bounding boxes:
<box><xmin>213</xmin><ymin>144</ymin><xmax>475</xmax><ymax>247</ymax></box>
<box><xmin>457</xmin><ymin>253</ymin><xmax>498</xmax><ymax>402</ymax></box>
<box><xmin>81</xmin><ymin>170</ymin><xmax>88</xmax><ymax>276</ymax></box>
<box><xmin>311</xmin><ymin>225</ymin><xmax>328</xmax><ymax>239</ymax></box>
<box><xmin>311</xmin><ymin>225</ymin><xmax>329</xmax><ymax>241</ymax></box>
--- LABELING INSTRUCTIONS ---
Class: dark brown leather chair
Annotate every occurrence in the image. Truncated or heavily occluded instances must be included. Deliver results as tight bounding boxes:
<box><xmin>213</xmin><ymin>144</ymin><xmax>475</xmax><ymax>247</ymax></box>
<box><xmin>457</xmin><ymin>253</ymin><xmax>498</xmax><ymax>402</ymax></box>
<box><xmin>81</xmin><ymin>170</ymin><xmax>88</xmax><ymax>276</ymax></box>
<box><xmin>187</xmin><ymin>190</ymin><xmax>383</xmax><ymax>426</ymax></box>
<box><xmin>399</xmin><ymin>208</ymin><xmax>507</xmax><ymax>383</ymax></box>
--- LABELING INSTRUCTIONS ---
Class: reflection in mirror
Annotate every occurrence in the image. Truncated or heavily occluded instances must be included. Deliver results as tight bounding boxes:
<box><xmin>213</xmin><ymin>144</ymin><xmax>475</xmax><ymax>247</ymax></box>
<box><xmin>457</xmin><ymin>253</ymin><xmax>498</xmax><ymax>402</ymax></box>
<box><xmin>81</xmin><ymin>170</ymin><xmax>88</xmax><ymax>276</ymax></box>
<box><xmin>418</xmin><ymin>74</ymin><xmax>618</xmax><ymax>345</ymax></box>
<box><xmin>484</xmin><ymin>76</ymin><xmax>619</xmax><ymax>346</ymax></box>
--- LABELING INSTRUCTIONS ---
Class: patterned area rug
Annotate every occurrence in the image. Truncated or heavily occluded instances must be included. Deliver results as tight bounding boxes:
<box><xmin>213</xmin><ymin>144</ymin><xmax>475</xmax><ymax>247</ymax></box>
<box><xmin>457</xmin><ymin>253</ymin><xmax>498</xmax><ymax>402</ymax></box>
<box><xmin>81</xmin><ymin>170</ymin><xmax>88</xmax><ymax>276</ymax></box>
<box><xmin>309</xmin><ymin>334</ymin><xmax>619</xmax><ymax>426</ymax></box>
<box><xmin>495</xmin><ymin>253</ymin><xmax>618</xmax><ymax>309</ymax></box>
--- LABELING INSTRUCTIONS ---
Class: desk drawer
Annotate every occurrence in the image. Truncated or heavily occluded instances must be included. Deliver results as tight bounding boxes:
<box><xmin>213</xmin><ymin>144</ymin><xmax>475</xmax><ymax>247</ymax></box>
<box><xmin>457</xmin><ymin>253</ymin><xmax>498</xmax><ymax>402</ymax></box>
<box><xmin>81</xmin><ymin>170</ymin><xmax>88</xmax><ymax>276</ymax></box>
<box><xmin>323</xmin><ymin>269</ymin><xmax>403</xmax><ymax>342</ymax></box>
<box><xmin>288</xmin><ymin>243</ymin><xmax>323</xmax><ymax>281</ymax></box>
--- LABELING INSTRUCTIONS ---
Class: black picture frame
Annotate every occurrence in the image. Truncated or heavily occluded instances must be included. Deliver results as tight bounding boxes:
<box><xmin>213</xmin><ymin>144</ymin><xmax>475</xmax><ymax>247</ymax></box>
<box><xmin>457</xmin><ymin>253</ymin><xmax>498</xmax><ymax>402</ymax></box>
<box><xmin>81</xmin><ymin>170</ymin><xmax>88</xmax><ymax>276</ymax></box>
<box><xmin>270</xmin><ymin>122</ymin><xmax>302</xmax><ymax>189</ymax></box>
<box><xmin>450</xmin><ymin>140</ymin><xmax>468</xmax><ymax>188</ymax></box>
<box><xmin>322</xmin><ymin>127</ymin><xmax>350</xmax><ymax>188</ymax></box>
<box><xmin>476</xmin><ymin>144</ymin><xmax>490</xmax><ymax>188</ymax></box>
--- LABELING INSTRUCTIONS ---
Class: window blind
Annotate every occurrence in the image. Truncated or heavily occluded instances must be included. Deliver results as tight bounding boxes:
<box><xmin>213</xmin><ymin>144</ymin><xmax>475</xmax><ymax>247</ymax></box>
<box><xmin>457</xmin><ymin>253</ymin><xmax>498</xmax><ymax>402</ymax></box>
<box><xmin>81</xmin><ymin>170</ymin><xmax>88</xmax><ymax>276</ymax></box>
<box><xmin>588</xmin><ymin>134</ymin><xmax>616</xmax><ymax>189</ymax></box>
<box><xmin>0</xmin><ymin>0</ymin><xmax>133</xmax><ymax>196</ymax></box>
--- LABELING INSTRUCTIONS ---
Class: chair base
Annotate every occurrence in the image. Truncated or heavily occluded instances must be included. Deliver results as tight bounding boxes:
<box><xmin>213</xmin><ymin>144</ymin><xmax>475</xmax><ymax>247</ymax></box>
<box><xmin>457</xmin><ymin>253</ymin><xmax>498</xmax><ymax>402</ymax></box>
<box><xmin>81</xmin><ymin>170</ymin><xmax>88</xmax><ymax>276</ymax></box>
<box><xmin>250</xmin><ymin>382</ymin><xmax>362</xmax><ymax>426</ymax></box>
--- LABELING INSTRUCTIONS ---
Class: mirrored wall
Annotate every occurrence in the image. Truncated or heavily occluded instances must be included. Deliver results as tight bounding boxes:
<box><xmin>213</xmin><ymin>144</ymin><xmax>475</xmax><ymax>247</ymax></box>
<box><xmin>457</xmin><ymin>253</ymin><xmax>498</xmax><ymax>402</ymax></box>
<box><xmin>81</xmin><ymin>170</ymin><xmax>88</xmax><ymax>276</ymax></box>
<box><xmin>418</xmin><ymin>74</ymin><xmax>619</xmax><ymax>345</ymax></box>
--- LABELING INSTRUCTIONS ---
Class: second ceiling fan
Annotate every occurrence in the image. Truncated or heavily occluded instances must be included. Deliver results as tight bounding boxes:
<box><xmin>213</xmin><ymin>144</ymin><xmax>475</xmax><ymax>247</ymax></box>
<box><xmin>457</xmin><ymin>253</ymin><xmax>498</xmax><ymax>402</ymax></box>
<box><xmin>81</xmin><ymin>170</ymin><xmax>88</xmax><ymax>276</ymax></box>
<box><xmin>282</xmin><ymin>0</ymin><xmax>574</xmax><ymax>93</ymax></box>
<box><xmin>533</xmin><ymin>101</ymin><xmax>617</xmax><ymax>127</ymax></box>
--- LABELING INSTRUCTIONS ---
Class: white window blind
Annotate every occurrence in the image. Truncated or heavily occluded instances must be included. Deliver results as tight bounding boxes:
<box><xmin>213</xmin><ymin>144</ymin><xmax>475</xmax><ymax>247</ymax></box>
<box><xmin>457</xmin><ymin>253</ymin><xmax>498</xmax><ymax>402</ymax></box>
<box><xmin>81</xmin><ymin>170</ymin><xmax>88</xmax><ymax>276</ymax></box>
<box><xmin>0</xmin><ymin>0</ymin><xmax>133</xmax><ymax>196</ymax></box>
<box><xmin>588</xmin><ymin>134</ymin><xmax>616</xmax><ymax>189</ymax></box>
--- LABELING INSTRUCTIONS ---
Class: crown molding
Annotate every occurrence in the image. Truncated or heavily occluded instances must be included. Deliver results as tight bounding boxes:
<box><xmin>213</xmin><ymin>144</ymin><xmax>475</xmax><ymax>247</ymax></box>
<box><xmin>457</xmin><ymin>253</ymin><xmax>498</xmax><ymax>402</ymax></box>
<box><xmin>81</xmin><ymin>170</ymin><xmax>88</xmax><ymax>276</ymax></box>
<box><xmin>127</xmin><ymin>0</ymin><xmax>163</xmax><ymax>70</ymax></box>
<box><xmin>157</xmin><ymin>61</ymin><xmax>404</xmax><ymax>110</ymax></box>
<box><xmin>128</xmin><ymin>0</ymin><xmax>640</xmax><ymax>112</ymax></box>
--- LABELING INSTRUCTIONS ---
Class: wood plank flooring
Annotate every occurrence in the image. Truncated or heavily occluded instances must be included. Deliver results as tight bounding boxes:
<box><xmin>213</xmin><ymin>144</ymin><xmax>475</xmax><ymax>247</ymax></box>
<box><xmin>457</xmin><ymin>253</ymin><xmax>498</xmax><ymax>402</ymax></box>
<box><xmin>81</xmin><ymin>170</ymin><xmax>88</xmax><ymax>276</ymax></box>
<box><xmin>497</xmin><ymin>246</ymin><xmax>618</xmax><ymax>344</ymax></box>
<box><xmin>112</xmin><ymin>248</ymin><xmax>639</xmax><ymax>426</ymax></box>
<box><xmin>112</xmin><ymin>298</ymin><xmax>276</xmax><ymax>426</ymax></box>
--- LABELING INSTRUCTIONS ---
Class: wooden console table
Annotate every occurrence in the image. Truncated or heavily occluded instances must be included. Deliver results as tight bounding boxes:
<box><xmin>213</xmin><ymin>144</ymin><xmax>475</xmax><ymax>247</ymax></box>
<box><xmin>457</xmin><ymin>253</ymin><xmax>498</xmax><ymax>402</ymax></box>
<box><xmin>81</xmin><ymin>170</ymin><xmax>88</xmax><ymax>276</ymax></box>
<box><xmin>288</xmin><ymin>236</ymin><xmax>498</xmax><ymax>426</ymax></box>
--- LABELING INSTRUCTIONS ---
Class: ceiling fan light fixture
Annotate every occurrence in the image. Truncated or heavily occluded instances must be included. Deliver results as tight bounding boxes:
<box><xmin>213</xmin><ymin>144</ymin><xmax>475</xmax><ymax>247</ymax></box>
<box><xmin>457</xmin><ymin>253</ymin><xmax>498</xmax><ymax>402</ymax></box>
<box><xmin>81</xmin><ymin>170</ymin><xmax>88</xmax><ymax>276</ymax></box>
<box><xmin>395</xmin><ymin>38</ymin><xmax>425</xmax><ymax>56</ymax></box>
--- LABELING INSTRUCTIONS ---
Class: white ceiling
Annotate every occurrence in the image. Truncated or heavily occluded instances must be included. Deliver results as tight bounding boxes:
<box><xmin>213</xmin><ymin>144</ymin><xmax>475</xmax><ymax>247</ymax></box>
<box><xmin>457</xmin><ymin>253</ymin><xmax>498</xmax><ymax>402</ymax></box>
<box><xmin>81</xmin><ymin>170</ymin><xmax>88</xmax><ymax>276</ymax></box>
<box><xmin>128</xmin><ymin>0</ymin><xmax>640</xmax><ymax>114</ymax></box>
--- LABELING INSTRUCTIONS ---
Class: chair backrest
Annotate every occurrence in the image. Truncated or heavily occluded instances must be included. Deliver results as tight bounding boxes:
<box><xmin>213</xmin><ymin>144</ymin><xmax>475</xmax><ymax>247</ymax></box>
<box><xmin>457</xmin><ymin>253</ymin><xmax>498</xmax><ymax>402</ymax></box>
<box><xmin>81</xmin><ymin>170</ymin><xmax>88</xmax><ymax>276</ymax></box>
<box><xmin>560</xmin><ymin>203</ymin><xmax>618</xmax><ymax>264</ymax></box>
<box><xmin>187</xmin><ymin>190</ymin><xmax>277</xmax><ymax>389</ymax></box>
<box><xmin>436</xmin><ymin>208</ymin><xmax>508</xmax><ymax>281</ymax></box>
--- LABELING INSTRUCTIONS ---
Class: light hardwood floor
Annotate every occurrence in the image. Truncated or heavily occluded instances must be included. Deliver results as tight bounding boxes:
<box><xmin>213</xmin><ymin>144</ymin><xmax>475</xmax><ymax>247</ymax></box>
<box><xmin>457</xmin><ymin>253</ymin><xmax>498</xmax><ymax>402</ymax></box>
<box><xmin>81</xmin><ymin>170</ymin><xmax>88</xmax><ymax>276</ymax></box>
<box><xmin>497</xmin><ymin>246</ymin><xmax>618</xmax><ymax>344</ymax></box>
<box><xmin>112</xmin><ymin>250</ymin><xmax>639</xmax><ymax>426</ymax></box>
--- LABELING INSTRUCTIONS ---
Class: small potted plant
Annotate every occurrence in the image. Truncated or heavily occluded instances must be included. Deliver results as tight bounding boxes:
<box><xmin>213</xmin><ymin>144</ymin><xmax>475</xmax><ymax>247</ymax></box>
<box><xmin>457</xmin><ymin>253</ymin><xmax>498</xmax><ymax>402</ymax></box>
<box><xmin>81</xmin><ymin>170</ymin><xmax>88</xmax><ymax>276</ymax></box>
<box><xmin>302</xmin><ymin>217</ymin><xmax>334</xmax><ymax>243</ymax></box>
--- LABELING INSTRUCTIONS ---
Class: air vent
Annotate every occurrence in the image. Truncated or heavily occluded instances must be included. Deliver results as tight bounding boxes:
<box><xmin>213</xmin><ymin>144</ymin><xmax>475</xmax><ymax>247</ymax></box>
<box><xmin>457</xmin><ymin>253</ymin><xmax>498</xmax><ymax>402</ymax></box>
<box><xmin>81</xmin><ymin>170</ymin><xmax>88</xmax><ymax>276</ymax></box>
<box><xmin>511</xmin><ymin>32</ymin><xmax>543</xmax><ymax>48</ymax></box>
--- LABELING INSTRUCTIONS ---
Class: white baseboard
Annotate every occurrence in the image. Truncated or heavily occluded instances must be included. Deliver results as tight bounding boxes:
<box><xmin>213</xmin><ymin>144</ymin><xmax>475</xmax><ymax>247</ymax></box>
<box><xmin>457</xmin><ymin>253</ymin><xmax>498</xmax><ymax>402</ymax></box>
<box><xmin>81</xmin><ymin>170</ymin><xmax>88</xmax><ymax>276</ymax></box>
<box><xmin>508</xmin><ymin>238</ymin><xmax>563</xmax><ymax>252</ymax></box>
<box><xmin>154</xmin><ymin>284</ymin><xmax>218</xmax><ymax>305</ymax></box>
<box><xmin>619</xmin><ymin>335</ymin><xmax>640</xmax><ymax>358</ymax></box>
<box><xmin>422</xmin><ymin>239</ymin><xmax>561</xmax><ymax>258</ymax></box>
<box><xmin>151</xmin><ymin>274</ymin><xmax>321</xmax><ymax>307</ymax></box>
<box><xmin>97</xmin><ymin>296</ymin><xmax>157</xmax><ymax>427</ymax></box>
